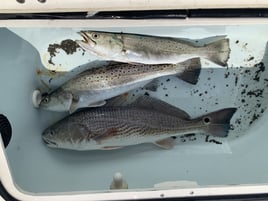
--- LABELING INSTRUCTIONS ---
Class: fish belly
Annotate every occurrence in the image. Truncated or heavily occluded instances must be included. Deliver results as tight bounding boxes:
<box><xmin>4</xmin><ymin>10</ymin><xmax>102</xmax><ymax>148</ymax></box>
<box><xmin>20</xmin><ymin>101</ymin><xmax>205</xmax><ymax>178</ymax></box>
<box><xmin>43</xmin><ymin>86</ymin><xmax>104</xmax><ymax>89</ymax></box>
<box><xmin>75</xmin><ymin>80</ymin><xmax>152</xmax><ymax>107</ymax></box>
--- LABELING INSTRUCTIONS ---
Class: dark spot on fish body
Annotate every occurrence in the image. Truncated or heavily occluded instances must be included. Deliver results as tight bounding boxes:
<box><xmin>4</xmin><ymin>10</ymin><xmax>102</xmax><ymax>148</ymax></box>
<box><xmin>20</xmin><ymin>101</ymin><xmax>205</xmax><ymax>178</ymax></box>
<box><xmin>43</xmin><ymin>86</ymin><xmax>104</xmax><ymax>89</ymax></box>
<box><xmin>235</xmin><ymin>40</ymin><xmax>239</xmax><ymax>44</ymax></box>
<box><xmin>166</xmin><ymin>78</ymin><xmax>170</xmax><ymax>82</ymax></box>
<box><xmin>165</xmin><ymin>94</ymin><xmax>168</xmax><ymax>97</ymax></box>
<box><xmin>241</xmin><ymin>99</ymin><xmax>245</xmax><ymax>103</ymax></box>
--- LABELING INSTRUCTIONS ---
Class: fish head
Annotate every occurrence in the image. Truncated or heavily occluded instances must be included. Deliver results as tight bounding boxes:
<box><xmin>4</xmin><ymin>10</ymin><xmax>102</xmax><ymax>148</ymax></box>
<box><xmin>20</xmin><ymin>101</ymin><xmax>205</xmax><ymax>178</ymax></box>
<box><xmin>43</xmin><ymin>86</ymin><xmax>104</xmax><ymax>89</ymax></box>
<box><xmin>42</xmin><ymin>120</ymin><xmax>91</xmax><ymax>150</ymax></box>
<box><xmin>76</xmin><ymin>31</ymin><xmax>124</xmax><ymax>59</ymax></box>
<box><xmin>39</xmin><ymin>90</ymin><xmax>73</xmax><ymax>112</ymax></box>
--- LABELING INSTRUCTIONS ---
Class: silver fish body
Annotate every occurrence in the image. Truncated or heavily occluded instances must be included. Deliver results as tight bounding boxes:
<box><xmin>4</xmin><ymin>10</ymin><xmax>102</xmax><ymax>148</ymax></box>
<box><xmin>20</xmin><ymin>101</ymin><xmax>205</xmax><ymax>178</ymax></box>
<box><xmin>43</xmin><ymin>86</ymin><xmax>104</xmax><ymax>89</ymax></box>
<box><xmin>76</xmin><ymin>31</ymin><xmax>230</xmax><ymax>66</ymax></box>
<box><xmin>39</xmin><ymin>58</ymin><xmax>201</xmax><ymax>113</ymax></box>
<box><xmin>42</xmin><ymin>96</ymin><xmax>237</xmax><ymax>151</ymax></box>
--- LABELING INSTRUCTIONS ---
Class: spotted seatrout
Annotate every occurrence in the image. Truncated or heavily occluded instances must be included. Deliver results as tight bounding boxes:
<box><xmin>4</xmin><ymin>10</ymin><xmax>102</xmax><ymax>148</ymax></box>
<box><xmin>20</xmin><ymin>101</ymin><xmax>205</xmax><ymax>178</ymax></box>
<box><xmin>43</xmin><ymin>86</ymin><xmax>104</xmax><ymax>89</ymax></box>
<box><xmin>42</xmin><ymin>96</ymin><xmax>237</xmax><ymax>151</ymax></box>
<box><xmin>39</xmin><ymin>58</ymin><xmax>201</xmax><ymax>113</ymax></box>
<box><xmin>76</xmin><ymin>31</ymin><xmax>230</xmax><ymax>66</ymax></box>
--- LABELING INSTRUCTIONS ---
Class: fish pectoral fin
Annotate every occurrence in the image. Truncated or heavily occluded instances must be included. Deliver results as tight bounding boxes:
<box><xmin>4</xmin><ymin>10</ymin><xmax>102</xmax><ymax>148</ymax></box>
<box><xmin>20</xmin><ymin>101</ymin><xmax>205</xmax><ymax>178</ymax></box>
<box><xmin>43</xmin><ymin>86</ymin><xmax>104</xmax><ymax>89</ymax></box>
<box><xmin>175</xmin><ymin>58</ymin><xmax>201</xmax><ymax>85</ymax></box>
<box><xmin>69</xmin><ymin>98</ymin><xmax>106</xmax><ymax>113</ymax></box>
<box><xmin>101</xmin><ymin>146</ymin><xmax>123</xmax><ymax>150</ymax></box>
<box><xmin>93</xmin><ymin>128</ymin><xmax>119</xmax><ymax>144</ymax></box>
<box><xmin>144</xmin><ymin>80</ymin><xmax>159</xmax><ymax>92</ymax></box>
<box><xmin>69</xmin><ymin>101</ymin><xmax>79</xmax><ymax>114</ymax></box>
<box><xmin>154</xmin><ymin>137</ymin><xmax>176</xmax><ymax>149</ymax></box>
<box><xmin>88</xmin><ymin>100</ymin><xmax>106</xmax><ymax>107</ymax></box>
<box><xmin>121</xmin><ymin>49</ymin><xmax>143</xmax><ymax>59</ymax></box>
<box><xmin>68</xmin><ymin>92</ymin><xmax>82</xmax><ymax>113</ymax></box>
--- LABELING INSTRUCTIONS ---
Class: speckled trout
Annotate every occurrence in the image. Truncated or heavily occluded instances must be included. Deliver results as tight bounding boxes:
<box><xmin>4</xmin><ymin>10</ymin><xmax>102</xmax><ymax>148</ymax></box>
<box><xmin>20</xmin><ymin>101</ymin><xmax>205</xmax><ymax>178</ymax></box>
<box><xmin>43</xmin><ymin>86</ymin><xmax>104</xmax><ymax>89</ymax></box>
<box><xmin>39</xmin><ymin>58</ymin><xmax>201</xmax><ymax>113</ymax></box>
<box><xmin>42</xmin><ymin>96</ymin><xmax>237</xmax><ymax>151</ymax></box>
<box><xmin>76</xmin><ymin>31</ymin><xmax>230</xmax><ymax>66</ymax></box>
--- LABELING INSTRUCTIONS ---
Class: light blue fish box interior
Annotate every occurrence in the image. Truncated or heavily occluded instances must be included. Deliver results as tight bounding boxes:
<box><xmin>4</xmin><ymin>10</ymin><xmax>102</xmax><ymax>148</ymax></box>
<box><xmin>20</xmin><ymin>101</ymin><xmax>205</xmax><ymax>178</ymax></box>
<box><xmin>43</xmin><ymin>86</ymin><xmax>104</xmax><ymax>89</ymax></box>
<box><xmin>1</xmin><ymin>20</ymin><xmax>268</xmax><ymax>199</ymax></box>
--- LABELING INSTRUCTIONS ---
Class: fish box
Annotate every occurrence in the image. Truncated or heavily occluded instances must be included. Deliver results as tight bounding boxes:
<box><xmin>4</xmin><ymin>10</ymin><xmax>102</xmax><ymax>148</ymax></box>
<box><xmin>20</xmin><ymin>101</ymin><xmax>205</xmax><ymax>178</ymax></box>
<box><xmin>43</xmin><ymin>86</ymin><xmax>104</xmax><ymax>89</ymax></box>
<box><xmin>2</xmin><ymin>2</ymin><xmax>268</xmax><ymax>201</ymax></box>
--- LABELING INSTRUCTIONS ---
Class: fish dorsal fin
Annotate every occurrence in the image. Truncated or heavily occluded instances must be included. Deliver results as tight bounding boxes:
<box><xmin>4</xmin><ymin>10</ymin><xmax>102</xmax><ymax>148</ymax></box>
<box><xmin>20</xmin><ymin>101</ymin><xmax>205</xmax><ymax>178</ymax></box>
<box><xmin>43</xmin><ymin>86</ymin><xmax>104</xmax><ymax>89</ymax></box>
<box><xmin>131</xmin><ymin>96</ymin><xmax>190</xmax><ymax>120</ymax></box>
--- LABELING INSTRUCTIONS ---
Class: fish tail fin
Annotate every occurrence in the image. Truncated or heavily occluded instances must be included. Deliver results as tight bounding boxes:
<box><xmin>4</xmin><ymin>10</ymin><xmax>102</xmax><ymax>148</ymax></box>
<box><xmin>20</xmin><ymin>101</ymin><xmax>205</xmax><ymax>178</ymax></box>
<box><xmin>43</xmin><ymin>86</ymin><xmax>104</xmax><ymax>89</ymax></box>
<box><xmin>197</xmin><ymin>108</ymin><xmax>237</xmax><ymax>137</ymax></box>
<box><xmin>205</xmin><ymin>38</ymin><xmax>230</xmax><ymax>67</ymax></box>
<box><xmin>176</xmin><ymin>57</ymin><xmax>201</xmax><ymax>85</ymax></box>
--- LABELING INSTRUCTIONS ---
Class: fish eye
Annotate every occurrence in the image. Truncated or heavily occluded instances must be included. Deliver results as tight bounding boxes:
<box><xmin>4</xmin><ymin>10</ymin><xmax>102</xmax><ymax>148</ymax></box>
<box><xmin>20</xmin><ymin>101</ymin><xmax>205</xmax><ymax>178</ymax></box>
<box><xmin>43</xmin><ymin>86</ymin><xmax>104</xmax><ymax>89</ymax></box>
<box><xmin>203</xmin><ymin>116</ymin><xmax>211</xmax><ymax>125</ymax></box>
<box><xmin>42</xmin><ymin>96</ymin><xmax>50</xmax><ymax>103</ymax></box>
<box><xmin>92</xmin><ymin>33</ymin><xmax>99</xmax><ymax>39</ymax></box>
<box><xmin>49</xmin><ymin>130</ymin><xmax>55</xmax><ymax>136</ymax></box>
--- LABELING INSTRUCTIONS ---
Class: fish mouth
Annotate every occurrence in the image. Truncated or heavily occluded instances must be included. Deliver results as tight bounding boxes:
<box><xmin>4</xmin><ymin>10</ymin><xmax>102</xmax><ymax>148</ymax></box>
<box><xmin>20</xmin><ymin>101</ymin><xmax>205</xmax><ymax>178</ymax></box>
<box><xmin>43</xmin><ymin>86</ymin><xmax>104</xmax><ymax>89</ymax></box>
<box><xmin>76</xmin><ymin>31</ymin><xmax>96</xmax><ymax>48</ymax></box>
<box><xmin>43</xmin><ymin>137</ymin><xmax>57</xmax><ymax>147</ymax></box>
